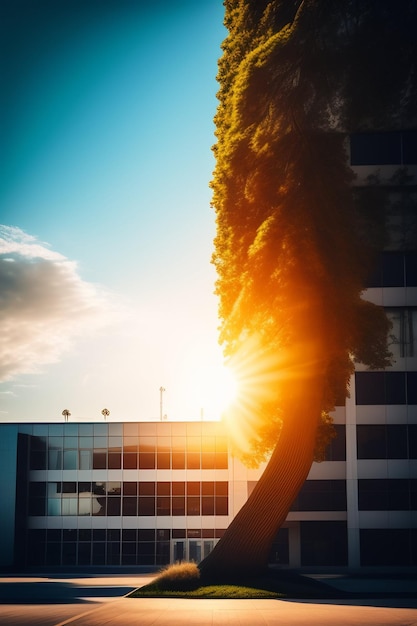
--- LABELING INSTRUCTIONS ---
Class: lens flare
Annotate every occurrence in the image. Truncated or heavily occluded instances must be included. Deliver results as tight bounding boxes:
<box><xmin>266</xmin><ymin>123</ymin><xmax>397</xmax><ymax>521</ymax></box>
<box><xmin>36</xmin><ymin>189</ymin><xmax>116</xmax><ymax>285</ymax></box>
<box><xmin>221</xmin><ymin>330</ymin><xmax>324</xmax><ymax>461</ymax></box>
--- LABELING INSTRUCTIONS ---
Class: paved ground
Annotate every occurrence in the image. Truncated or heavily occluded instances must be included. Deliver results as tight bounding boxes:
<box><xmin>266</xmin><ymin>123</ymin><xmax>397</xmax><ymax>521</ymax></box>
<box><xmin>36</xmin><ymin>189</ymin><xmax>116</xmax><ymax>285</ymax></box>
<box><xmin>0</xmin><ymin>573</ymin><xmax>416</xmax><ymax>626</ymax></box>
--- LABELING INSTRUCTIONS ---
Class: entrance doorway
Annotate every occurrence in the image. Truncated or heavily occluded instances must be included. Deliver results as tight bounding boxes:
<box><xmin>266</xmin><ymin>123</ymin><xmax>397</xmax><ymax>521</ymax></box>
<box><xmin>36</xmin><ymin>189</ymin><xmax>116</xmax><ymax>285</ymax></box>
<box><xmin>172</xmin><ymin>539</ymin><xmax>215</xmax><ymax>563</ymax></box>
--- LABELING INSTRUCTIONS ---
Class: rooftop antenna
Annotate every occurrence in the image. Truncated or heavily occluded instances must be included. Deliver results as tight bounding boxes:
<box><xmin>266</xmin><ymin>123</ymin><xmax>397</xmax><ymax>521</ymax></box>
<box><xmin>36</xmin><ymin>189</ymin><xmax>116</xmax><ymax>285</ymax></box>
<box><xmin>159</xmin><ymin>386</ymin><xmax>166</xmax><ymax>421</ymax></box>
<box><xmin>62</xmin><ymin>409</ymin><xmax>71</xmax><ymax>422</ymax></box>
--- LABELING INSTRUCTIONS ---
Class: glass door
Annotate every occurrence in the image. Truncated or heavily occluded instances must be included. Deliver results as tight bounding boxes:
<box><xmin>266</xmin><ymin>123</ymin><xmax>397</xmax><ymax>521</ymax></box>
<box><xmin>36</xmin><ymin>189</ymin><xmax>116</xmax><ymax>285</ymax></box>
<box><xmin>173</xmin><ymin>540</ymin><xmax>185</xmax><ymax>562</ymax></box>
<box><xmin>203</xmin><ymin>540</ymin><xmax>213</xmax><ymax>559</ymax></box>
<box><xmin>189</xmin><ymin>540</ymin><xmax>201</xmax><ymax>563</ymax></box>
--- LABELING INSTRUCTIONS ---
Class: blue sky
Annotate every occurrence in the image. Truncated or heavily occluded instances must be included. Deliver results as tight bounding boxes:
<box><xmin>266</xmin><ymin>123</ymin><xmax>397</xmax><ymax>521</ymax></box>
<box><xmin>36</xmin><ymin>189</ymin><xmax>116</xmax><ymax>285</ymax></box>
<box><xmin>0</xmin><ymin>0</ymin><xmax>229</xmax><ymax>422</ymax></box>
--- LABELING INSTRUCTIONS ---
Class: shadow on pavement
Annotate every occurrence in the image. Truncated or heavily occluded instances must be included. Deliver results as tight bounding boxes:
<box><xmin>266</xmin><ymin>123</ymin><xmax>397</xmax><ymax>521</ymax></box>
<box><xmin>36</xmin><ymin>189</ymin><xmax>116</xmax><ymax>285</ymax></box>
<box><xmin>282</xmin><ymin>595</ymin><xmax>417</xmax><ymax>610</ymax></box>
<box><xmin>0</xmin><ymin>581</ymin><xmax>135</xmax><ymax>604</ymax></box>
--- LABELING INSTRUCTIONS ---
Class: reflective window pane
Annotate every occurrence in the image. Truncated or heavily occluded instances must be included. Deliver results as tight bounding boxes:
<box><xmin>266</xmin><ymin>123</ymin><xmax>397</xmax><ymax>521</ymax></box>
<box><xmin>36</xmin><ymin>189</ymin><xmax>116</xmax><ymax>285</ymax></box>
<box><xmin>63</xmin><ymin>450</ymin><xmax>77</xmax><ymax>470</ymax></box>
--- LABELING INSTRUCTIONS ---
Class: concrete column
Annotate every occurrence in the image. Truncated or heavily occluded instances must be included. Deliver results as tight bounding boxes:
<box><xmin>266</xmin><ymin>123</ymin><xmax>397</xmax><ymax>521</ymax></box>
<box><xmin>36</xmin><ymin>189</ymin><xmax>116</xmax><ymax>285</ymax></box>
<box><xmin>345</xmin><ymin>375</ymin><xmax>360</xmax><ymax>569</ymax></box>
<box><xmin>288</xmin><ymin>523</ymin><xmax>301</xmax><ymax>568</ymax></box>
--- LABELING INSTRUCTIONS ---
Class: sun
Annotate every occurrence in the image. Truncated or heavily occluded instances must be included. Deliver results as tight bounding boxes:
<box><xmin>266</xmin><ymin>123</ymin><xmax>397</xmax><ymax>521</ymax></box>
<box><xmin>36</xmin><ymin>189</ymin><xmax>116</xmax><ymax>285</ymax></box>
<box><xmin>193</xmin><ymin>362</ymin><xmax>239</xmax><ymax>419</ymax></box>
<box><xmin>212</xmin><ymin>363</ymin><xmax>239</xmax><ymax>410</ymax></box>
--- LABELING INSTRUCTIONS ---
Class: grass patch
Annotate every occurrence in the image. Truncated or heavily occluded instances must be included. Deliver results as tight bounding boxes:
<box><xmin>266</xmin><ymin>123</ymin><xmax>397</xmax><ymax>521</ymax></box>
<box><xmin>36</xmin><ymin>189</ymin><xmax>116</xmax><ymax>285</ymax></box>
<box><xmin>128</xmin><ymin>566</ymin><xmax>342</xmax><ymax>599</ymax></box>
<box><xmin>129</xmin><ymin>583</ymin><xmax>283</xmax><ymax>599</ymax></box>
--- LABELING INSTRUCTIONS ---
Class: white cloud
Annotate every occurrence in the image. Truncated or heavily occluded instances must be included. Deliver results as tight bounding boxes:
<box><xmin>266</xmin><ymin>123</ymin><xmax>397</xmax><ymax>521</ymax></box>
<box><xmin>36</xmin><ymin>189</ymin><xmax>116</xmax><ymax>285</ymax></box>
<box><xmin>0</xmin><ymin>225</ymin><xmax>119</xmax><ymax>382</ymax></box>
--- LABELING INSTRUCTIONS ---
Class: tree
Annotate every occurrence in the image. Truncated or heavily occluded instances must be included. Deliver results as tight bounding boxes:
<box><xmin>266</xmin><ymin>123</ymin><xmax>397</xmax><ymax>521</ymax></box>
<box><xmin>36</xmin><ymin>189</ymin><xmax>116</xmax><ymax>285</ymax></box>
<box><xmin>199</xmin><ymin>0</ymin><xmax>416</xmax><ymax>581</ymax></box>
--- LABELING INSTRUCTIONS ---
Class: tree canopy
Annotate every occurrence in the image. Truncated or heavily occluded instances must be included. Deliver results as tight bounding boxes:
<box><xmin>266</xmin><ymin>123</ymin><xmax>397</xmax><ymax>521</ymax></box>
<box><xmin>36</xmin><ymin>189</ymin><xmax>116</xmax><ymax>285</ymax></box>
<box><xmin>211</xmin><ymin>0</ymin><xmax>416</xmax><ymax>465</ymax></box>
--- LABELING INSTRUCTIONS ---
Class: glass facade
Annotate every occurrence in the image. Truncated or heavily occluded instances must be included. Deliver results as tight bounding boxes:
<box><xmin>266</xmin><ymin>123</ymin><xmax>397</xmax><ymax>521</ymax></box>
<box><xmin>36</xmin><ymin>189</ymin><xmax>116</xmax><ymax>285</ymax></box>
<box><xmin>23</xmin><ymin>422</ymin><xmax>228</xmax><ymax>472</ymax></box>
<box><xmin>5</xmin><ymin>420</ymin><xmax>353</xmax><ymax>569</ymax></box>
<box><xmin>0</xmin><ymin>392</ymin><xmax>414</xmax><ymax>571</ymax></box>
<box><xmin>27</xmin><ymin>480</ymin><xmax>228</xmax><ymax>517</ymax></box>
<box><xmin>11</xmin><ymin>422</ymin><xmax>230</xmax><ymax>568</ymax></box>
<box><xmin>25</xmin><ymin>527</ymin><xmax>227</xmax><ymax>567</ymax></box>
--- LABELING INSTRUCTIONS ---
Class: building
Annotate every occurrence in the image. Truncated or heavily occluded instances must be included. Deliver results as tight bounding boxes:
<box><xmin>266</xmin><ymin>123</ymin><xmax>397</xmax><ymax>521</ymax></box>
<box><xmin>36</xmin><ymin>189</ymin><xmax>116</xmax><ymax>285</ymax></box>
<box><xmin>0</xmin><ymin>130</ymin><xmax>416</xmax><ymax>571</ymax></box>
<box><xmin>0</xmin><ymin>418</ymin><xmax>348</xmax><ymax>570</ymax></box>
<box><xmin>343</xmin><ymin>129</ymin><xmax>417</xmax><ymax>568</ymax></box>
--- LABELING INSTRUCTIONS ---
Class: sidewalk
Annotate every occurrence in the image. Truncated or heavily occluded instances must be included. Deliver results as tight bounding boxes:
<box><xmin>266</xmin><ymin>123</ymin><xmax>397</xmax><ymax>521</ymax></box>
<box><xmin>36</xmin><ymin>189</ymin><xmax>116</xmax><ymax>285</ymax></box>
<box><xmin>0</xmin><ymin>572</ymin><xmax>416</xmax><ymax>626</ymax></box>
<box><xmin>54</xmin><ymin>595</ymin><xmax>417</xmax><ymax>626</ymax></box>
<box><xmin>55</xmin><ymin>572</ymin><xmax>417</xmax><ymax>626</ymax></box>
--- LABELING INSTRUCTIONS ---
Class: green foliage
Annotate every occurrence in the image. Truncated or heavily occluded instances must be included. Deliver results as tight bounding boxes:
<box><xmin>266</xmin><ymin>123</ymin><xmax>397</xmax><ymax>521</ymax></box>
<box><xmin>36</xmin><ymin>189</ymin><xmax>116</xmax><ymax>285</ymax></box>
<box><xmin>212</xmin><ymin>0</ymin><xmax>416</xmax><ymax>460</ymax></box>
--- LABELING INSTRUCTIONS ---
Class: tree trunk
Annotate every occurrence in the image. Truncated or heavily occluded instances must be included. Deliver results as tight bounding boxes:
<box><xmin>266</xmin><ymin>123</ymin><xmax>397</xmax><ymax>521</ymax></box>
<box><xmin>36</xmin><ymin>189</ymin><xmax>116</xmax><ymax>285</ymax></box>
<box><xmin>199</xmin><ymin>375</ymin><xmax>324</xmax><ymax>582</ymax></box>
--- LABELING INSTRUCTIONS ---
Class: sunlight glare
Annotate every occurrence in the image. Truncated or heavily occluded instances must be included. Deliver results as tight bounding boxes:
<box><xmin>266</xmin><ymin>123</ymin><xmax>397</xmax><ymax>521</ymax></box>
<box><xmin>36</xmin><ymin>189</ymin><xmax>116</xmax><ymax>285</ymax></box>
<box><xmin>192</xmin><ymin>362</ymin><xmax>239</xmax><ymax>420</ymax></box>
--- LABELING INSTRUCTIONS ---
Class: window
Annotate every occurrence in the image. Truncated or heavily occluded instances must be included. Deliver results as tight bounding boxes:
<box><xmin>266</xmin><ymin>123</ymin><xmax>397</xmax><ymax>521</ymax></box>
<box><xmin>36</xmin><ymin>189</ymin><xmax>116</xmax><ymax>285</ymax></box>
<box><xmin>156</xmin><ymin>496</ymin><xmax>170</xmax><ymax>516</ymax></box>
<box><xmin>61</xmin><ymin>498</ymin><xmax>77</xmax><ymax>515</ymax></box>
<box><xmin>355</xmin><ymin>372</ymin><xmax>384</xmax><ymax>404</ymax></box>
<box><xmin>139</xmin><ymin>437</ymin><xmax>156</xmax><ymax>469</ymax></box>
<box><xmin>350</xmin><ymin>131</ymin><xmax>417</xmax><ymax>165</ymax></box>
<box><xmin>366</xmin><ymin>252</ymin><xmax>417</xmax><ymax>288</ymax></box>
<box><xmin>355</xmin><ymin>372</ymin><xmax>411</xmax><ymax>404</ymax></box>
<box><xmin>350</xmin><ymin>132</ymin><xmax>402</xmax><ymax>165</ymax></box>
<box><xmin>215</xmin><ymin>437</ymin><xmax>228</xmax><ymax>469</ymax></box>
<box><xmin>122</xmin><ymin>497</ymin><xmax>137</xmax><ymax>516</ymax></box>
<box><xmin>123</xmin><ymin>453</ymin><xmax>137</xmax><ymax>469</ymax></box>
<box><xmin>108</xmin><ymin>451</ymin><xmax>121</xmax><ymax>469</ymax></box>
<box><xmin>28</xmin><ymin>482</ymin><xmax>46</xmax><ymax>516</ymax></box>
<box><xmin>62</xmin><ymin>449</ymin><xmax>77</xmax><ymax>470</ymax></box>
<box><xmin>386</xmin><ymin>308</ymin><xmax>417</xmax><ymax>358</ymax></box>
<box><xmin>186</xmin><ymin>482</ymin><xmax>200</xmax><ymax>516</ymax></box>
<box><xmin>290</xmin><ymin>480</ymin><xmax>347</xmax><ymax>511</ymax></box>
<box><xmin>78</xmin><ymin>543</ymin><xmax>91</xmax><ymax>565</ymax></box>
<box><xmin>157</xmin><ymin>451</ymin><xmax>170</xmax><ymax>469</ymax></box>
<box><xmin>172</xmin><ymin>436</ymin><xmax>186</xmax><ymax>469</ymax></box>
<box><xmin>406</xmin><ymin>252</ymin><xmax>417</xmax><ymax>286</ymax></box>
<box><xmin>156</xmin><ymin>482</ymin><xmax>170</xmax><ymax>516</ymax></box>
<box><xmin>28</xmin><ymin>480</ymin><xmax>229</xmax><ymax>518</ymax></box>
<box><xmin>357</xmin><ymin>424</ymin><xmax>414</xmax><ymax>459</ymax></box>
<box><xmin>358</xmin><ymin>479</ymin><xmax>416</xmax><ymax>510</ymax></box>
<box><xmin>79</xmin><ymin>424</ymin><xmax>93</xmax><ymax>436</ymax></box>
<box><xmin>322</xmin><ymin>424</ymin><xmax>346</xmax><ymax>461</ymax></box>
<box><xmin>403</xmin><ymin>131</ymin><xmax>417</xmax><ymax>164</ymax></box>
<box><xmin>78</xmin><ymin>482</ymin><xmax>92</xmax><ymax>516</ymax></box>
<box><xmin>408</xmin><ymin>372</ymin><xmax>417</xmax><ymax>405</ymax></box>
<box><xmin>64</xmin><ymin>436</ymin><xmax>77</xmax><ymax>449</ymax></box>
<box><xmin>30</xmin><ymin>450</ymin><xmax>47</xmax><ymax>470</ymax></box>
<box><xmin>139</xmin><ymin>452</ymin><xmax>155</xmax><ymax>469</ymax></box>
<box><xmin>79</xmin><ymin>450</ymin><xmax>91</xmax><ymax>470</ymax></box>
<box><xmin>138</xmin><ymin>481</ymin><xmax>155</xmax><ymax>516</ymax></box>
<box><xmin>410</xmin><ymin>425</ymin><xmax>417</xmax><ymax>458</ymax></box>
<box><xmin>48</xmin><ymin>449</ymin><xmax>62</xmax><ymax>470</ymax></box>
<box><xmin>92</xmin><ymin>449</ymin><xmax>106</xmax><ymax>469</ymax></box>
<box><xmin>123</xmin><ymin>482</ymin><xmax>137</xmax><ymax>495</ymax></box>
<box><xmin>300</xmin><ymin>521</ymin><xmax>348</xmax><ymax>566</ymax></box>
<box><xmin>360</xmin><ymin>529</ymin><xmax>417</xmax><ymax>566</ymax></box>
<box><xmin>92</xmin><ymin>542</ymin><xmax>105</xmax><ymax>565</ymax></box>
